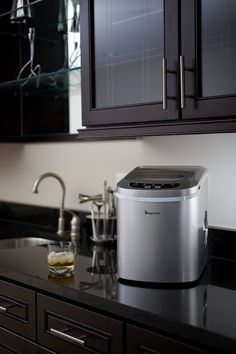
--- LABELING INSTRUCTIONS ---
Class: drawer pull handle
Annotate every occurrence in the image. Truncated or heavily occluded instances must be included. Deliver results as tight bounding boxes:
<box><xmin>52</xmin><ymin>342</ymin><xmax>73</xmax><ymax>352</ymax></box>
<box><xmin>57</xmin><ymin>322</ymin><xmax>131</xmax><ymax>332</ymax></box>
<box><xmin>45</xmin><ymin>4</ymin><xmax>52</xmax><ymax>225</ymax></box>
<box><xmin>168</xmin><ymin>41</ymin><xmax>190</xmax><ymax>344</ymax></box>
<box><xmin>0</xmin><ymin>306</ymin><xmax>7</xmax><ymax>312</ymax></box>
<box><xmin>49</xmin><ymin>328</ymin><xmax>85</xmax><ymax>346</ymax></box>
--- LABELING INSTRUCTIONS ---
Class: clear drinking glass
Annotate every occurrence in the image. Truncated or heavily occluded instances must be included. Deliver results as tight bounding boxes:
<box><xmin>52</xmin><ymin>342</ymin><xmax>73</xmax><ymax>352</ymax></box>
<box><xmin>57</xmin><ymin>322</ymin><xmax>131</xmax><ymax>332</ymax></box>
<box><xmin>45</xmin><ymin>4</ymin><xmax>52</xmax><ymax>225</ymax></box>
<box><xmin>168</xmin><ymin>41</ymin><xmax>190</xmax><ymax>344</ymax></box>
<box><xmin>47</xmin><ymin>242</ymin><xmax>75</xmax><ymax>276</ymax></box>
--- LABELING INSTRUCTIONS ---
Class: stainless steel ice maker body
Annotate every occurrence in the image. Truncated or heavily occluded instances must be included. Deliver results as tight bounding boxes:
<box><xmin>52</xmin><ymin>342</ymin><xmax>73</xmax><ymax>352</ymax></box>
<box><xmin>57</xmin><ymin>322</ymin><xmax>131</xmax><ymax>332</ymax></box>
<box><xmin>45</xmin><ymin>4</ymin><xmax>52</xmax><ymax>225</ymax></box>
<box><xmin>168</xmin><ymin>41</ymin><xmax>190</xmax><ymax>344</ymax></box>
<box><xmin>116</xmin><ymin>166</ymin><xmax>208</xmax><ymax>283</ymax></box>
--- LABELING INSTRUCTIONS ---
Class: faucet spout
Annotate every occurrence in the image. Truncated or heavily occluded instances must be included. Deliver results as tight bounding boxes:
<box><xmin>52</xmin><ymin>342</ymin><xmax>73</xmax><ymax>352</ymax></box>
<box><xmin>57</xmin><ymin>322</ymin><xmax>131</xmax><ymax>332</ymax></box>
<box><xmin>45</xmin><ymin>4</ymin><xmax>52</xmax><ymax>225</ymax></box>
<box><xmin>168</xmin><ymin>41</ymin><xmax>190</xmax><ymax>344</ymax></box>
<box><xmin>32</xmin><ymin>172</ymin><xmax>66</xmax><ymax>236</ymax></box>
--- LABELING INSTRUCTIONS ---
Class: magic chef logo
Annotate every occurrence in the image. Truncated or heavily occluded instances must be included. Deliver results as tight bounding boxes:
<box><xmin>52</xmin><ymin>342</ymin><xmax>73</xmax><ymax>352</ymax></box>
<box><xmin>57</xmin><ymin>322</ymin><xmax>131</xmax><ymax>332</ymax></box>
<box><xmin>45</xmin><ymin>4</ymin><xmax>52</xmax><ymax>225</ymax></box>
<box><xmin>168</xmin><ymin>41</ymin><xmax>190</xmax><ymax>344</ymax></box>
<box><xmin>144</xmin><ymin>210</ymin><xmax>160</xmax><ymax>215</ymax></box>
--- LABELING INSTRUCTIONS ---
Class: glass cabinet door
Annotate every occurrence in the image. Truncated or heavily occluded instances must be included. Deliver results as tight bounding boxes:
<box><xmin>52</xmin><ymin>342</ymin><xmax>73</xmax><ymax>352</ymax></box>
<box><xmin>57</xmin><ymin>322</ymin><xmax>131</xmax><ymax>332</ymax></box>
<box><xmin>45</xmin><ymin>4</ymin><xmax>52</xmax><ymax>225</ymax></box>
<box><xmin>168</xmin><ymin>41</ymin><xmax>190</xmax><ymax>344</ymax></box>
<box><xmin>93</xmin><ymin>0</ymin><xmax>164</xmax><ymax>108</ymax></box>
<box><xmin>0</xmin><ymin>0</ymin><xmax>82</xmax><ymax>139</ymax></box>
<box><xmin>181</xmin><ymin>0</ymin><xmax>236</xmax><ymax>120</ymax></box>
<box><xmin>81</xmin><ymin>0</ymin><xmax>179</xmax><ymax>126</ymax></box>
<box><xmin>201</xmin><ymin>0</ymin><xmax>236</xmax><ymax>97</ymax></box>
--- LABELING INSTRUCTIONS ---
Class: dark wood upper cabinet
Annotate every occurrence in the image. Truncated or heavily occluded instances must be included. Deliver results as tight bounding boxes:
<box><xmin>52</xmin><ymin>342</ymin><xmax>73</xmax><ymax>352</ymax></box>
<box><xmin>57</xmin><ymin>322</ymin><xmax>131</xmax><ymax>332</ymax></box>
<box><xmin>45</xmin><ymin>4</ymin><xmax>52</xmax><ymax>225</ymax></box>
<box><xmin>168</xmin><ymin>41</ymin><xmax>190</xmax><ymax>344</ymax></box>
<box><xmin>80</xmin><ymin>0</ymin><xmax>236</xmax><ymax>136</ymax></box>
<box><xmin>181</xmin><ymin>0</ymin><xmax>236</xmax><ymax>120</ymax></box>
<box><xmin>0</xmin><ymin>0</ymin><xmax>76</xmax><ymax>140</ymax></box>
<box><xmin>81</xmin><ymin>0</ymin><xmax>179</xmax><ymax>126</ymax></box>
<box><xmin>1</xmin><ymin>0</ymin><xmax>236</xmax><ymax>140</ymax></box>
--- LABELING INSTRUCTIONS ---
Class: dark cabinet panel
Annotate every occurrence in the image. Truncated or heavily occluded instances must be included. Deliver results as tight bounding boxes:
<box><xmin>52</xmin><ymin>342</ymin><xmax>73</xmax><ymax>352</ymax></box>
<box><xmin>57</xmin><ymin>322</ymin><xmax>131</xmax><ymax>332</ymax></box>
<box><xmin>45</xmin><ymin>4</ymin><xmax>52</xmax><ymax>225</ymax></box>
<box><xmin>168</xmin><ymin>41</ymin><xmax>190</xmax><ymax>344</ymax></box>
<box><xmin>1</xmin><ymin>0</ymin><xmax>236</xmax><ymax>139</ymax></box>
<box><xmin>127</xmin><ymin>325</ymin><xmax>210</xmax><ymax>354</ymax></box>
<box><xmin>37</xmin><ymin>293</ymin><xmax>123</xmax><ymax>354</ymax></box>
<box><xmin>181</xmin><ymin>0</ymin><xmax>236</xmax><ymax>120</ymax></box>
<box><xmin>20</xmin><ymin>0</ymin><xmax>69</xmax><ymax>136</ymax></box>
<box><xmin>93</xmin><ymin>0</ymin><xmax>164</xmax><ymax>108</ymax></box>
<box><xmin>0</xmin><ymin>344</ymin><xmax>13</xmax><ymax>354</ymax></box>
<box><xmin>23</xmin><ymin>93</ymin><xmax>69</xmax><ymax>135</ymax></box>
<box><xmin>0</xmin><ymin>2</ymin><xmax>22</xmax><ymax>138</ymax></box>
<box><xmin>0</xmin><ymin>0</ymin><xmax>70</xmax><ymax>139</ymax></box>
<box><xmin>80</xmin><ymin>0</ymin><xmax>236</xmax><ymax>137</ymax></box>
<box><xmin>0</xmin><ymin>326</ymin><xmax>56</xmax><ymax>354</ymax></box>
<box><xmin>0</xmin><ymin>280</ymin><xmax>36</xmax><ymax>340</ymax></box>
<box><xmin>200</xmin><ymin>0</ymin><xmax>236</xmax><ymax>98</ymax></box>
<box><xmin>0</xmin><ymin>93</ymin><xmax>21</xmax><ymax>137</ymax></box>
<box><xmin>81</xmin><ymin>0</ymin><xmax>179</xmax><ymax>126</ymax></box>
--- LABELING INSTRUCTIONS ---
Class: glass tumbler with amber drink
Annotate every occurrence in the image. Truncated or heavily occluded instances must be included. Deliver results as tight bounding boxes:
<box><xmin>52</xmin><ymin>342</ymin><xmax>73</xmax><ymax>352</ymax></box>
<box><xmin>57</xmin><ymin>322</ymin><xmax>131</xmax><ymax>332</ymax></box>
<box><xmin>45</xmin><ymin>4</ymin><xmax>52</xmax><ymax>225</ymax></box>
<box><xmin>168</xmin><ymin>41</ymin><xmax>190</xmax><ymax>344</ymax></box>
<box><xmin>47</xmin><ymin>242</ymin><xmax>75</xmax><ymax>276</ymax></box>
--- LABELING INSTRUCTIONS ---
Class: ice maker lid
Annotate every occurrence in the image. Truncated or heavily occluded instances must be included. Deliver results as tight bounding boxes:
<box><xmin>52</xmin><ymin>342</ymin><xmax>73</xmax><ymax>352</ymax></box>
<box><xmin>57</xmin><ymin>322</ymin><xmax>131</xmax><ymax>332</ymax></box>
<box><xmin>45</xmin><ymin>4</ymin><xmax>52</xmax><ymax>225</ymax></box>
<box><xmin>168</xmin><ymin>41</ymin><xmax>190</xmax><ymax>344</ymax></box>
<box><xmin>116</xmin><ymin>166</ymin><xmax>208</xmax><ymax>198</ymax></box>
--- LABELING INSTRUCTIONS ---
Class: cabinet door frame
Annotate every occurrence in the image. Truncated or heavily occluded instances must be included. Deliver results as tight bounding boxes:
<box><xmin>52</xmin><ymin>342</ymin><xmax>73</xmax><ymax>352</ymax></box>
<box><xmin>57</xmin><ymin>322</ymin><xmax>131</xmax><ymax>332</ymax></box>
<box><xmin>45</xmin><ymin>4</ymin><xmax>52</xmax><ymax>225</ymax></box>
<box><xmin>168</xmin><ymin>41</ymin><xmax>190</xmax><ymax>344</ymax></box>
<box><xmin>181</xmin><ymin>0</ymin><xmax>236</xmax><ymax>120</ymax></box>
<box><xmin>0</xmin><ymin>326</ymin><xmax>56</xmax><ymax>354</ymax></box>
<box><xmin>127</xmin><ymin>325</ymin><xmax>210</xmax><ymax>354</ymax></box>
<box><xmin>37</xmin><ymin>294</ymin><xmax>123</xmax><ymax>354</ymax></box>
<box><xmin>81</xmin><ymin>0</ymin><xmax>179</xmax><ymax>127</ymax></box>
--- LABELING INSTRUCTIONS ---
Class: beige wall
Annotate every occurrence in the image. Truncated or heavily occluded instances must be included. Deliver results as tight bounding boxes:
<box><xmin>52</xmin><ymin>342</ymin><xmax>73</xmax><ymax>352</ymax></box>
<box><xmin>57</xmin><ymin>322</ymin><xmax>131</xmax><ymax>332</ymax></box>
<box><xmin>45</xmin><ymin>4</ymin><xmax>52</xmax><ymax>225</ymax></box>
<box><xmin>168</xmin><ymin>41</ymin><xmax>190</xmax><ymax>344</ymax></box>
<box><xmin>0</xmin><ymin>133</ymin><xmax>235</xmax><ymax>229</ymax></box>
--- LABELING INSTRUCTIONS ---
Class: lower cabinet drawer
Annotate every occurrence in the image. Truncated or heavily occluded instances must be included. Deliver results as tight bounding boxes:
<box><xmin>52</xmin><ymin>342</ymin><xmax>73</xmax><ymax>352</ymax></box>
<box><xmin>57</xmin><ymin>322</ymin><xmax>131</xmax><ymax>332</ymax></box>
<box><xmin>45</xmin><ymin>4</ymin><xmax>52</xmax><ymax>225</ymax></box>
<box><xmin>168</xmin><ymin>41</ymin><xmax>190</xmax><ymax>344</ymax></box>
<box><xmin>0</xmin><ymin>280</ymin><xmax>36</xmax><ymax>340</ymax></box>
<box><xmin>127</xmin><ymin>325</ymin><xmax>210</xmax><ymax>354</ymax></box>
<box><xmin>37</xmin><ymin>294</ymin><xmax>123</xmax><ymax>354</ymax></box>
<box><xmin>0</xmin><ymin>326</ymin><xmax>56</xmax><ymax>354</ymax></box>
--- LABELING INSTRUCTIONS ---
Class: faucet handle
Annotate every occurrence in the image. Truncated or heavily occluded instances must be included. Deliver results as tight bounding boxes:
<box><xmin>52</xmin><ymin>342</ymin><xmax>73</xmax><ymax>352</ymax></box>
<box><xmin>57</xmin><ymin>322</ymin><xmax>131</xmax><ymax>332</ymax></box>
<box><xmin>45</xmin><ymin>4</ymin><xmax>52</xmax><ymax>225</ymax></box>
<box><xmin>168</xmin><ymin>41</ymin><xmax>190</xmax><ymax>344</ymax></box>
<box><xmin>57</xmin><ymin>217</ymin><xmax>65</xmax><ymax>237</ymax></box>
<box><xmin>70</xmin><ymin>214</ymin><xmax>80</xmax><ymax>244</ymax></box>
<box><xmin>78</xmin><ymin>193</ymin><xmax>103</xmax><ymax>204</ymax></box>
<box><xmin>64</xmin><ymin>209</ymin><xmax>80</xmax><ymax>244</ymax></box>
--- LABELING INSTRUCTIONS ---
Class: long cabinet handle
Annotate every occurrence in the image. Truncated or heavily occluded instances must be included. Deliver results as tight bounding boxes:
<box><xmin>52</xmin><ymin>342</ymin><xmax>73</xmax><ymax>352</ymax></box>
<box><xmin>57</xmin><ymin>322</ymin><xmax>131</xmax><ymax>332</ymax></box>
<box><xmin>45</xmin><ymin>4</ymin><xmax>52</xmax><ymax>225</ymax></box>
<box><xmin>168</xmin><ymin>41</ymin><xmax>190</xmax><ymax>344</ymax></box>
<box><xmin>49</xmin><ymin>328</ymin><xmax>86</xmax><ymax>346</ymax></box>
<box><xmin>0</xmin><ymin>306</ymin><xmax>7</xmax><ymax>312</ymax></box>
<box><xmin>162</xmin><ymin>58</ymin><xmax>167</xmax><ymax>110</ymax></box>
<box><xmin>180</xmin><ymin>55</ymin><xmax>185</xmax><ymax>109</ymax></box>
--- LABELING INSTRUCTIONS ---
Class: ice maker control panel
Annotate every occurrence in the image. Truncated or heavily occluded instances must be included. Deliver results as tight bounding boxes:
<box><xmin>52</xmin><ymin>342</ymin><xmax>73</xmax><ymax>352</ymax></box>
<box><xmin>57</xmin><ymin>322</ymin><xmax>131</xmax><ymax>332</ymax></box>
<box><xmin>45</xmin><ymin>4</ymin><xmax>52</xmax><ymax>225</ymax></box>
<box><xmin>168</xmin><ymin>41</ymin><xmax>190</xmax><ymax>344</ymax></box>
<box><xmin>129</xmin><ymin>182</ymin><xmax>180</xmax><ymax>189</ymax></box>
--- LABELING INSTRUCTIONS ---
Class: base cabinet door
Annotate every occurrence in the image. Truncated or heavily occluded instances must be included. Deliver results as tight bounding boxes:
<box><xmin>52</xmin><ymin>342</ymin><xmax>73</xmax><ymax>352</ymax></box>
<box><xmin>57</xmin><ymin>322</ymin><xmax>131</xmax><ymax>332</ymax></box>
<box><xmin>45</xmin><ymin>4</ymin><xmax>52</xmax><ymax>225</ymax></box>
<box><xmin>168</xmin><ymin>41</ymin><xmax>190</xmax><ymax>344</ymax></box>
<box><xmin>0</xmin><ymin>326</ymin><xmax>56</xmax><ymax>354</ymax></box>
<box><xmin>0</xmin><ymin>280</ymin><xmax>36</xmax><ymax>340</ymax></box>
<box><xmin>127</xmin><ymin>325</ymin><xmax>210</xmax><ymax>354</ymax></box>
<box><xmin>37</xmin><ymin>294</ymin><xmax>123</xmax><ymax>354</ymax></box>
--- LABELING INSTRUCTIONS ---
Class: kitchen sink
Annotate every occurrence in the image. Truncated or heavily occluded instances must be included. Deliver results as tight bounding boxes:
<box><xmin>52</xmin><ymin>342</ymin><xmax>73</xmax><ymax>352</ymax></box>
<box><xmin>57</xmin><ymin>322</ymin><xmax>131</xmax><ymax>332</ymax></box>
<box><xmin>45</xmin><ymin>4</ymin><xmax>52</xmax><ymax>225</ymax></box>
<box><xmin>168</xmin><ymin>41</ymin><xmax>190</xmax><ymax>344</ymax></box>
<box><xmin>0</xmin><ymin>237</ymin><xmax>54</xmax><ymax>249</ymax></box>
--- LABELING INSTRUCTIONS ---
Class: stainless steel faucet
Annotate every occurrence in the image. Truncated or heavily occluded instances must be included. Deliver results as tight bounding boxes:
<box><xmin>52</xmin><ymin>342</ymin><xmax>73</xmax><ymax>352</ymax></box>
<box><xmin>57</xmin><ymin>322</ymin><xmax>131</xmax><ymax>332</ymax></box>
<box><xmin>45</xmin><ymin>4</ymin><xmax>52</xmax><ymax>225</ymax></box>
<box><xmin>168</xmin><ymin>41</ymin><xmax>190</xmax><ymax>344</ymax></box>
<box><xmin>32</xmin><ymin>172</ymin><xmax>66</xmax><ymax>236</ymax></box>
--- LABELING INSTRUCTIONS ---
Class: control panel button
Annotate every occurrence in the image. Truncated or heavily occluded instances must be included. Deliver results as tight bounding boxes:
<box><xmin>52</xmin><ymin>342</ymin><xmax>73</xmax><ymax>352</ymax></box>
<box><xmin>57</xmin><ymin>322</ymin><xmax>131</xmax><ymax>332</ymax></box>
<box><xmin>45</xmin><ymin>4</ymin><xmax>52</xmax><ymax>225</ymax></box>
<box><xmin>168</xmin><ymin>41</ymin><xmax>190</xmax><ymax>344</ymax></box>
<box><xmin>129</xmin><ymin>182</ymin><xmax>180</xmax><ymax>189</ymax></box>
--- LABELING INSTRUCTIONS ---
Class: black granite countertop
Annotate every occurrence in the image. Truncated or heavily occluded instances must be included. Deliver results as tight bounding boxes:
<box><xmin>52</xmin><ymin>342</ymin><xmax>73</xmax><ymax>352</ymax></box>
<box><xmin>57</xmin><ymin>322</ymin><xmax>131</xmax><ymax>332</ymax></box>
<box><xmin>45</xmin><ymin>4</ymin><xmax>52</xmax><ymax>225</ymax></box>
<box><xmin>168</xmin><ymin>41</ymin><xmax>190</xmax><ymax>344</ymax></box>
<box><xmin>0</xmin><ymin>202</ymin><xmax>236</xmax><ymax>353</ymax></box>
